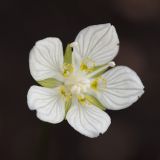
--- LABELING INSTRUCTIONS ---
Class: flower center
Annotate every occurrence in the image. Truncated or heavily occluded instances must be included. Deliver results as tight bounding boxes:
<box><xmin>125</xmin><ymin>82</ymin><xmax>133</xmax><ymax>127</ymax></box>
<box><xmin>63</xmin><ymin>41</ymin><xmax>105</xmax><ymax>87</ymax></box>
<box><xmin>64</xmin><ymin>73</ymin><xmax>90</xmax><ymax>95</ymax></box>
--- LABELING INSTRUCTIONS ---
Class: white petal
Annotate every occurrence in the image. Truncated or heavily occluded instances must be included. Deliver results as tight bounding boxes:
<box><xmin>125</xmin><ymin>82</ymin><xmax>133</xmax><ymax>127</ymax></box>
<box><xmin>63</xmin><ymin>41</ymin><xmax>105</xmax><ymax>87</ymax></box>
<box><xmin>96</xmin><ymin>66</ymin><xmax>144</xmax><ymax>110</ymax></box>
<box><xmin>66</xmin><ymin>100</ymin><xmax>111</xmax><ymax>138</ymax></box>
<box><xmin>72</xmin><ymin>23</ymin><xmax>119</xmax><ymax>67</ymax></box>
<box><xmin>27</xmin><ymin>85</ymin><xmax>65</xmax><ymax>124</ymax></box>
<box><xmin>29</xmin><ymin>38</ymin><xmax>64</xmax><ymax>82</ymax></box>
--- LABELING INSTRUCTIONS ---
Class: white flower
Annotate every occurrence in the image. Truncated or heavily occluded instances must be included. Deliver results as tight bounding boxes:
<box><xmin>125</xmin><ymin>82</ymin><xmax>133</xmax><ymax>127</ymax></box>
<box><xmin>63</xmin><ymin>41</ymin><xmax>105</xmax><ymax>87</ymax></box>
<box><xmin>27</xmin><ymin>23</ymin><xmax>144</xmax><ymax>138</ymax></box>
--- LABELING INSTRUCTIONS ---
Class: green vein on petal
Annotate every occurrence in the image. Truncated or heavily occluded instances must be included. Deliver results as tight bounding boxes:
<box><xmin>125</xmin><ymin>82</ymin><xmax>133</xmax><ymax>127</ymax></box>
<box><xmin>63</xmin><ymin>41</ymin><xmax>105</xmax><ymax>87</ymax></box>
<box><xmin>37</xmin><ymin>78</ymin><xmax>62</xmax><ymax>88</ymax></box>
<box><xmin>85</xmin><ymin>94</ymin><xmax>106</xmax><ymax>110</ymax></box>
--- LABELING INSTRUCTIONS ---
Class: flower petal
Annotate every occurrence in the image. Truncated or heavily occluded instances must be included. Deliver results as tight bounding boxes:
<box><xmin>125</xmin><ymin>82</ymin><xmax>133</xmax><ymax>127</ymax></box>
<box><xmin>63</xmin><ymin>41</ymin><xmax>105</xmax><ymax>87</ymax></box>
<box><xmin>66</xmin><ymin>100</ymin><xmax>111</xmax><ymax>138</ymax></box>
<box><xmin>72</xmin><ymin>23</ymin><xmax>119</xmax><ymax>68</ymax></box>
<box><xmin>29</xmin><ymin>38</ymin><xmax>64</xmax><ymax>82</ymax></box>
<box><xmin>95</xmin><ymin>66</ymin><xmax>144</xmax><ymax>110</ymax></box>
<box><xmin>27</xmin><ymin>85</ymin><xmax>65</xmax><ymax>124</ymax></box>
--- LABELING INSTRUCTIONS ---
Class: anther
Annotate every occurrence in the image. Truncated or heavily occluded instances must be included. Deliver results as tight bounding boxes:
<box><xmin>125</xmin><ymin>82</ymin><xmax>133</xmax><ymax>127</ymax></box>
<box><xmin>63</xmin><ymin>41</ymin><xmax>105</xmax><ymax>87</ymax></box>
<box><xmin>70</xmin><ymin>42</ymin><xmax>78</xmax><ymax>48</ymax></box>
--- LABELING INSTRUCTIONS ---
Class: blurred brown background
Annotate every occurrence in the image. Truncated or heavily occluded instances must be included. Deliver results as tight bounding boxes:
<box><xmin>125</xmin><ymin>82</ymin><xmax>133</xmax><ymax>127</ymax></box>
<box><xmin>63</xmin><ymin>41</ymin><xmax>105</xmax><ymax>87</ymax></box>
<box><xmin>0</xmin><ymin>0</ymin><xmax>160</xmax><ymax>160</ymax></box>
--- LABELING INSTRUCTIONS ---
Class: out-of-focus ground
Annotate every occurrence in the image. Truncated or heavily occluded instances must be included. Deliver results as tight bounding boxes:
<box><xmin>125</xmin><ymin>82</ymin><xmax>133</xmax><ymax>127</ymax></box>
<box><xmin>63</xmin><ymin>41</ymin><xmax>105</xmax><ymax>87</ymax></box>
<box><xmin>0</xmin><ymin>0</ymin><xmax>160</xmax><ymax>160</ymax></box>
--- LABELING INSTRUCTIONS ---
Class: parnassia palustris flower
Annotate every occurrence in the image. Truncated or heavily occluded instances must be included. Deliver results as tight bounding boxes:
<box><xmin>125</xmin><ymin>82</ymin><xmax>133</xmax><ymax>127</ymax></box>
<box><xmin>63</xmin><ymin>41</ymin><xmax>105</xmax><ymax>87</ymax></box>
<box><xmin>27</xmin><ymin>23</ymin><xmax>144</xmax><ymax>138</ymax></box>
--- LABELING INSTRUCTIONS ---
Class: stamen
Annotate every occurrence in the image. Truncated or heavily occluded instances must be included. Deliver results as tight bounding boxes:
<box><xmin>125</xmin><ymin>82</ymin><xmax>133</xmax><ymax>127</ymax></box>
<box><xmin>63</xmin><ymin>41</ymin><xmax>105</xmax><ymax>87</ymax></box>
<box><xmin>87</xmin><ymin>61</ymin><xmax>115</xmax><ymax>78</ymax></box>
